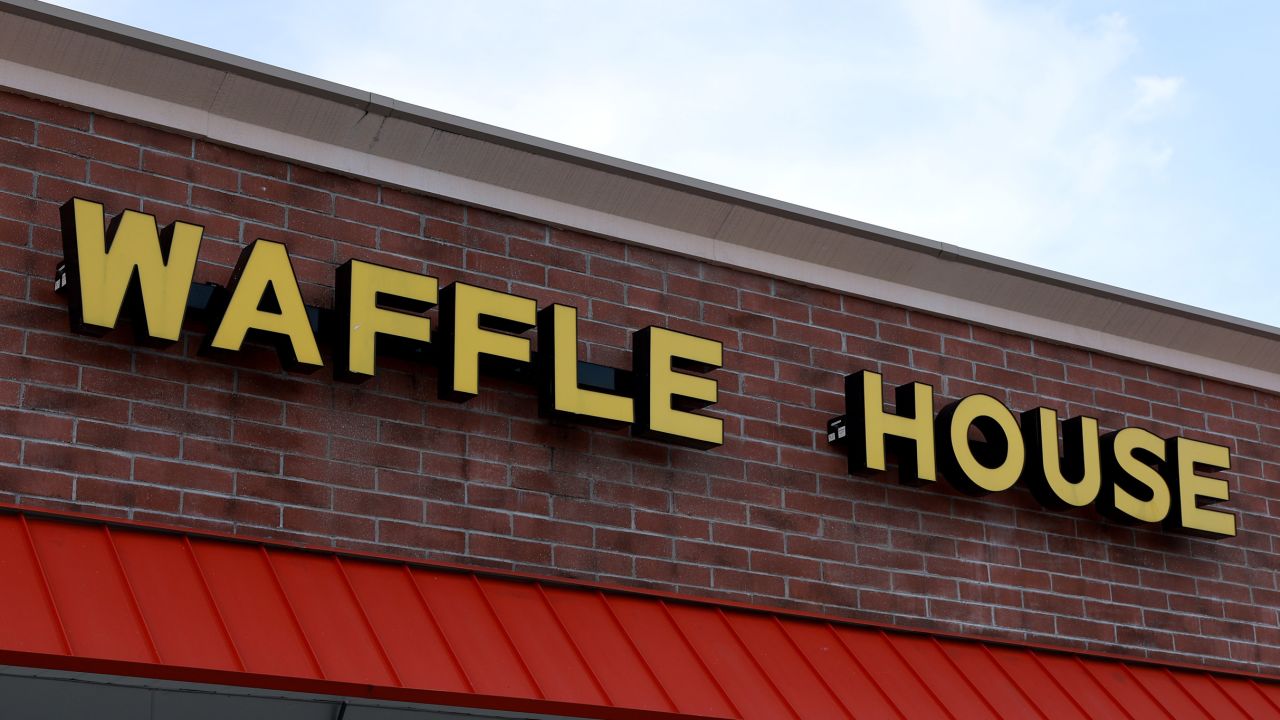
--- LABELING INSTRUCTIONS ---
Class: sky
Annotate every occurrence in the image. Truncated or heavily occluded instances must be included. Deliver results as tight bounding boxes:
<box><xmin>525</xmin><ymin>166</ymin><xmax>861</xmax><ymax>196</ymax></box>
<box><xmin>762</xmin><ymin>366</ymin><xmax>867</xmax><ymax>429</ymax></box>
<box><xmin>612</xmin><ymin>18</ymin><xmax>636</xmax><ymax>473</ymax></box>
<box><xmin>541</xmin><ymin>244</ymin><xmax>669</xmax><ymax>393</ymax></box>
<box><xmin>45</xmin><ymin>0</ymin><xmax>1280</xmax><ymax>326</ymax></box>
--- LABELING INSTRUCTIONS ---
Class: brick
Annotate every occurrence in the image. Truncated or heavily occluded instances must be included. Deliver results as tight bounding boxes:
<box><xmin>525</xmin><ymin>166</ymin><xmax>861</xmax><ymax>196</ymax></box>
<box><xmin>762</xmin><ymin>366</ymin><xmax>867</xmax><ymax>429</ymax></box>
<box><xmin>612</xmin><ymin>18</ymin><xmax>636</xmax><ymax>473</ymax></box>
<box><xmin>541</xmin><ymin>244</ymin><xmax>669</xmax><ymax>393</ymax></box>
<box><xmin>419</xmin><ymin>218</ymin><xmax>466</xmax><ymax>246</ymax></box>
<box><xmin>507</xmin><ymin>467</ymin><xmax>588</xmax><ymax>498</ymax></box>
<box><xmin>24</xmin><ymin>386</ymin><xmax>129</xmax><ymax>423</ymax></box>
<box><xmin>466</xmin><ymin>251</ymin><xmax>545</xmax><ymax>285</ymax></box>
<box><xmin>142</xmin><ymin>151</ymin><xmax>238</xmax><ymax>192</ymax></box>
<box><xmin>25</xmin><ymin>441</ymin><xmax>130</xmax><ymax>478</ymax></box>
<box><xmin>713</xmin><ymin>567</ymin><xmax>784</xmax><ymax>595</ymax></box>
<box><xmin>244</xmin><ymin>176</ymin><xmax>332</xmax><ymax>213</ymax></box>
<box><xmin>544</xmin><ymin>227</ymin><xmax>622</xmax><ymax>259</ymax></box>
<box><xmin>634</xmin><ymin>558</ymin><xmax>709</xmax><ymax>586</ymax></box>
<box><xmin>33</xmin><ymin>178</ymin><xmax>133</xmax><ymax>220</ymax></box>
<box><xmin>184</xmin><ymin>492</ymin><xmax>280</xmax><ymax>527</ymax></box>
<box><xmin>467</xmin><ymin>484</ymin><xmax>548</xmax><ymax>516</ymax></box>
<box><xmin>83</xmin><ymin>367</ymin><xmax>186</xmax><ymax>405</ymax></box>
<box><xmin>1057</xmin><ymin>616</ymin><xmax>1118</xmax><ymax>642</ymax></box>
<box><xmin>234</xmin><ymin>420</ymin><xmax>327</xmax><ymax>457</ymax></box>
<box><xmin>235</xmin><ymin>471</ymin><xmax>329</xmax><ymax>508</ymax></box>
<box><xmin>336</xmin><ymin>196</ymin><xmax>418</xmax><ymax>232</ymax></box>
<box><xmin>77</xmin><ymin>421</ymin><xmax>180</xmax><ymax>458</ymax></box>
<box><xmin>77</xmin><ymin>477</ymin><xmax>180</xmax><ymax>512</ymax></box>
<box><xmin>712</xmin><ymin>522</ymin><xmax>784</xmax><ymax>552</ymax></box>
<box><xmin>287</xmin><ymin>208</ymin><xmax>377</xmax><ymax>246</ymax></box>
<box><xmin>189</xmin><ymin>388</ymin><xmax>282</xmax><ymax>424</ymax></box>
<box><xmin>132</xmin><ymin>403</ymin><xmax>231</xmax><ymax>439</ymax></box>
<box><xmin>552</xmin><ymin>545</ymin><xmax>632</xmax><ymax>573</ymax></box>
<box><xmin>675</xmin><ymin>538</ymin><xmax>746</xmax><ymax>567</ymax></box>
<box><xmin>280</xmin><ymin>456</ymin><xmax>373</xmax><ymax>491</ymax></box>
<box><xmin>0</xmin><ymin>167</ymin><xmax>33</xmax><ymax>197</ymax></box>
<box><xmin>633</xmin><ymin>511</ymin><xmax>707</xmax><ymax>541</ymax></box>
<box><xmin>0</xmin><ymin>137</ymin><xmax>88</xmax><ymax>179</ymax></box>
<box><xmin>0</xmin><ymin>408</ymin><xmax>72</xmax><ymax>441</ymax></box>
<box><xmin>772</xmin><ymin>283</ymin><xmax>839</xmax><ymax>311</ymax></box>
<box><xmin>974</xmin><ymin>364</ymin><xmax>1034</xmax><ymax>393</ymax></box>
<box><xmin>783</xmin><ymin>532</ymin><xmax>855</xmax><ymax>561</ymax></box>
<box><xmin>195</xmin><ymin>141</ymin><xmax>287</xmax><ymax>178</ymax></box>
<box><xmin>879</xmin><ymin>323</ymin><xmax>941</xmax><ymax>352</ymax></box>
<box><xmin>0</xmin><ymin>192</ymin><xmax>53</xmax><ymax>229</ymax></box>
<box><xmin>183</xmin><ymin>437</ymin><xmax>280</xmax><ymax>474</ymax></box>
<box><xmin>134</xmin><ymin>458</ymin><xmax>233</xmax><ymax>493</ymax></box>
<box><xmin>0</xmin><ymin>114</ymin><xmax>33</xmax><ymax>143</ymax></box>
<box><xmin>738</xmin><ymin>291</ymin><xmax>806</xmax><ymax>324</ymax></box>
<box><xmin>148</xmin><ymin>203</ymin><xmax>240</xmax><ymax>242</ymax></box>
<box><xmin>517</xmin><ymin>516</ymin><xmax>591</xmax><ymax>546</ymax></box>
<box><xmin>893</xmin><ymin>572</ymin><xmax>958</xmax><ymax>598</ymax></box>
<box><xmin>629</xmin><ymin>288</ymin><xmax>701</xmax><ymax>322</ymax></box>
<box><xmin>325</xmin><ymin>435</ymin><xmax>418</xmax><ymax>471</ymax></box>
<box><xmin>287</xmin><ymin>165</ymin><xmax>376</xmax><ymax>201</ymax></box>
<box><xmin>283</xmin><ymin>507</ymin><xmax>373</xmax><ymax>540</ymax></box>
<box><xmin>553</xmin><ymin>497</ymin><xmax>630</xmax><ymax>527</ymax></box>
<box><xmin>134</xmin><ymin>351</ymin><xmax>232</xmax><ymax>392</ymax></box>
<box><xmin>92</xmin><ymin>115</ymin><xmax>192</xmax><ymax>155</ymax></box>
<box><xmin>242</xmin><ymin>222</ymin><xmax>335</xmax><ymax>262</ymax></box>
<box><xmin>467</xmin><ymin>208</ymin><xmax>544</xmax><ymax>240</ymax></box>
<box><xmin>373</xmin><ymin>519</ymin><xmax>462</xmax><ymax>552</ymax></box>
<box><xmin>470</xmin><ymin>534</ymin><xmax>551</xmax><ymax>564</ymax></box>
<box><xmin>591</xmin><ymin>525</ymin><xmax>670</xmax><ymax>558</ymax></box>
<box><xmin>237</xmin><ymin>370</ymin><xmax>330</xmax><ymax>406</ymax></box>
<box><xmin>925</xmin><ymin>556</ymin><xmax>989</xmax><ymax>581</ymax></box>
<box><xmin>1</xmin><ymin>466</ymin><xmax>74</xmax><ymax>498</ymax></box>
<box><xmin>750</xmin><ymin>550</ymin><xmax>821</xmax><ymax>579</ymax></box>
<box><xmin>1</xmin><ymin>91</ymin><xmax>90</xmax><ymax>129</ymax></box>
<box><xmin>664</xmin><ymin>276</ymin><xmax>733</xmax><ymax>309</ymax></box>
<box><xmin>39</xmin><ymin>125</ymin><xmax>139</xmax><ymax>167</ymax></box>
<box><xmin>467</xmin><ymin>436</ymin><xmax>550</xmax><ymax>469</ymax></box>
<box><xmin>191</xmin><ymin>186</ymin><xmax>285</xmax><ymax>225</ymax></box>
<box><xmin>378</xmin><ymin>232</ymin><xmax>464</xmax><ymax>268</ymax></box>
<box><xmin>590</xmin><ymin>257</ymin><xmax>662</xmax><ymax>289</ymax></box>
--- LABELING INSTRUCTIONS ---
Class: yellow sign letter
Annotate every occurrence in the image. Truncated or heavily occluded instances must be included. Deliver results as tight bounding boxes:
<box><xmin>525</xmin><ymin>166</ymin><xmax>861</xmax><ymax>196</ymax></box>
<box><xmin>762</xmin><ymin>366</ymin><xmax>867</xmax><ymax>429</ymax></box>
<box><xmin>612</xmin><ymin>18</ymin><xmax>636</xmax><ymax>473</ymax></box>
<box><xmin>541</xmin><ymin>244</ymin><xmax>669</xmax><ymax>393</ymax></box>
<box><xmin>206</xmin><ymin>240</ymin><xmax>322</xmax><ymax>370</ymax></box>
<box><xmin>1099</xmin><ymin>427</ymin><xmax>1171</xmax><ymax>524</ymax></box>
<box><xmin>60</xmin><ymin>198</ymin><xmax>202</xmax><ymax>342</ymax></box>
<box><xmin>1163</xmin><ymin>437</ymin><xmax>1235</xmax><ymax>538</ymax></box>
<box><xmin>335</xmin><ymin>260</ymin><xmax>437</xmax><ymax>380</ymax></box>
<box><xmin>937</xmin><ymin>394</ymin><xmax>1025</xmax><ymax>494</ymax></box>
<box><xmin>633</xmin><ymin>327</ymin><xmax>722</xmax><ymax>448</ymax></box>
<box><xmin>845</xmin><ymin>370</ymin><xmax>935</xmax><ymax>484</ymax></box>
<box><xmin>537</xmin><ymin>304</ymin><xmax>633</xmax><ymax>425</ymax></box>
<box><xmin>437</xmin><ymin>282</ymin><xmax>536</xmax><ymax>400</ymax></box>
<box><xmin>1020</xmin><ymin>408</ymin><xmax>1102</xmax><ymax>508</ymax></box>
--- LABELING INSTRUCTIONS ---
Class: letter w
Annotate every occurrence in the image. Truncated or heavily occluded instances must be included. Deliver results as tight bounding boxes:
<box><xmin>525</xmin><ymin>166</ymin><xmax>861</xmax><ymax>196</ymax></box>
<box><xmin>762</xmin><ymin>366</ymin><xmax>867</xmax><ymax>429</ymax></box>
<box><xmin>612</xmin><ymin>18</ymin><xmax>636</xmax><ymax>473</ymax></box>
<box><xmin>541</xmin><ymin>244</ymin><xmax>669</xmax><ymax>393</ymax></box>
<box><xmin>61</xmin><ymin>198</ymin><xmax>202</xmax><ymax>342</ymax></box>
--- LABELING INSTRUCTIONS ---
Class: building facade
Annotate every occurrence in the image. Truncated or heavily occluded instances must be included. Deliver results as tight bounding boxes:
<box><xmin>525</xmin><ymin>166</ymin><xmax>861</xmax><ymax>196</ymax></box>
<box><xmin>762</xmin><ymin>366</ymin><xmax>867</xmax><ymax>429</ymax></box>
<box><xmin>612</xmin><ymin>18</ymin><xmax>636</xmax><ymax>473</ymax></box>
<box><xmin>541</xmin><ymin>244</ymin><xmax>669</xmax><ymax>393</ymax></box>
<box><xmin>1</xmin><ymin>2</ymin><xmax>1278</xmax><ymax>717</ymax></box>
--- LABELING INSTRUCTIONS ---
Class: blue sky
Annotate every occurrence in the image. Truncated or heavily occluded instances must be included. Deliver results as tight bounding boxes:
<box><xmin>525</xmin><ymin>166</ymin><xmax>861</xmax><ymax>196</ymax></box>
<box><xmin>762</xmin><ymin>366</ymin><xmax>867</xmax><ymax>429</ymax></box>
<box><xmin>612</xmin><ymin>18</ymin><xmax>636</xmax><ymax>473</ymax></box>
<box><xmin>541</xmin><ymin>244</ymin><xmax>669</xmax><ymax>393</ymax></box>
<box><xmin>46</xmin><ymin>1</ymin><xmax>1280</xmax><ymax>325</ymax></box>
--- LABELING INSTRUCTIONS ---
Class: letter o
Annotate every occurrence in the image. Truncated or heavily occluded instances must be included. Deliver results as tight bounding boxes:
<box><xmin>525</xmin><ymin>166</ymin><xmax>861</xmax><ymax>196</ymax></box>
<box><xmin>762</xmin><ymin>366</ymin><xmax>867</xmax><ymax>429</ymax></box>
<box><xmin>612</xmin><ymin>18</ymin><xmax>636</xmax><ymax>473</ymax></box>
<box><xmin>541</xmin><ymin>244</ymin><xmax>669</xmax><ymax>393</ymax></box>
<box><xmin>937</xmin><ymin>394</ymin><xmax>1025</xmax><ymax>495</ymax></box>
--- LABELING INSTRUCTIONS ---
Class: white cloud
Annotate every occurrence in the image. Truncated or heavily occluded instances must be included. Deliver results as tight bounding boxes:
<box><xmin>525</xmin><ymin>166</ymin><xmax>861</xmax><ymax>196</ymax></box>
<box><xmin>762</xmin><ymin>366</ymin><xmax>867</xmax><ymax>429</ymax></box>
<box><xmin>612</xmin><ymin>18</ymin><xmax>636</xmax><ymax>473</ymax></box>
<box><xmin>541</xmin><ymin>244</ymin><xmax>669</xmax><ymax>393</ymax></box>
<box><xmin>1130</xmin><ymin>75</ymin><xmax>1184</xmax><ymax>120</ymax></box>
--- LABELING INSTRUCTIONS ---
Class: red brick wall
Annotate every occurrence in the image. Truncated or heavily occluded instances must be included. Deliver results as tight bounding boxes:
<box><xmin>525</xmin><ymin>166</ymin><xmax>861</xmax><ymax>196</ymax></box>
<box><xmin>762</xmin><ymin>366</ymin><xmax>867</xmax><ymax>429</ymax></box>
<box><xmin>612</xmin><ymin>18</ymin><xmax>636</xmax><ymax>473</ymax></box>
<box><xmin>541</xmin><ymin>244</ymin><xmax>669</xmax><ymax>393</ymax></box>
<box><xmin>2</xmin><ymin>89</ymin><xmax>1277</xmax><ymax>674</ymax></box>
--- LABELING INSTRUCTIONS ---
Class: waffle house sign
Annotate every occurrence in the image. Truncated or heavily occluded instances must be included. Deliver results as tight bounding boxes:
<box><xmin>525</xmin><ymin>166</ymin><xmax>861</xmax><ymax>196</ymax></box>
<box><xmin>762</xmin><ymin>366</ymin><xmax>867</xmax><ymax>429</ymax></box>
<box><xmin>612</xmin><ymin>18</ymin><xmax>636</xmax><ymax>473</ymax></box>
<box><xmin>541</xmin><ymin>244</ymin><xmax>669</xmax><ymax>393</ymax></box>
<box><xmin>55</xmin><ymin>199</ymin><xmax>723</xmax><ymax>449</ymax></box>
<box><xmin>55</xmin><ymin>199</ymin><xmax>1235</xmax><ymax>539</ymax></box>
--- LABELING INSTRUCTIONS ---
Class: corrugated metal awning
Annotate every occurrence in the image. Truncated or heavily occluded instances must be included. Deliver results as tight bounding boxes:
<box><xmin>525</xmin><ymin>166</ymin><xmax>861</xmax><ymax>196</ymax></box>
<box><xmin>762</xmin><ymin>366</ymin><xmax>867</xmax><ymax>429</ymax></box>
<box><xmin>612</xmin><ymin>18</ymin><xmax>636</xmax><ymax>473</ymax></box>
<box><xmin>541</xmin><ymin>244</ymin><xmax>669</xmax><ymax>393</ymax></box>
<box><xmin>0</xmin><ymin>504</ymin><xmax>1275</xmax><ymax>719</ymax></box>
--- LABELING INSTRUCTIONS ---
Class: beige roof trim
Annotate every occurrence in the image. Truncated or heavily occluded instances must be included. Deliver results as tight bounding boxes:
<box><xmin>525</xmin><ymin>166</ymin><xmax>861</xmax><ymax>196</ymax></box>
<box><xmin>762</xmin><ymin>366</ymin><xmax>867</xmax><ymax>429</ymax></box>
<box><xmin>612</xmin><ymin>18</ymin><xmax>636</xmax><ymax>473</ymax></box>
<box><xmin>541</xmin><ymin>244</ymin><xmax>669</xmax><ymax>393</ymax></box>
<box><xmin>4</xmin><ymin>0</ymin><xmax>1280</xmax><ymax>393</ymax></box>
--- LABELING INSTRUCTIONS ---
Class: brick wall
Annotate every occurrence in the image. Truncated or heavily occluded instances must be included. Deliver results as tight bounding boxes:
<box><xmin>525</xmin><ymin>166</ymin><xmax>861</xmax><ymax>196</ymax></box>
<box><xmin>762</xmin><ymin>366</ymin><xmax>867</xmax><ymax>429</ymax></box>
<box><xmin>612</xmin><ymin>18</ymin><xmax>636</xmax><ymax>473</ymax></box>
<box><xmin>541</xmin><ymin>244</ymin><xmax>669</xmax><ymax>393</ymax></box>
<box><xmin>2</xmin><ymin>89</ymin><xmax>1277</xmax><ymax>674</ymax></box>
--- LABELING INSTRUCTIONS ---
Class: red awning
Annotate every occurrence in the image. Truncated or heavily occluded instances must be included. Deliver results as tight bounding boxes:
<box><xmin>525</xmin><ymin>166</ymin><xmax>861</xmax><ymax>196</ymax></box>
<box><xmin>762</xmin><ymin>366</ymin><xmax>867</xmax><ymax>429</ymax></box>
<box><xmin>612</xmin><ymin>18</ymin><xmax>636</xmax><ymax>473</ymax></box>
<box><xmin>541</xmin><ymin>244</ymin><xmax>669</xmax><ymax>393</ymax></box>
<box><xmin>0</xmin><ymin>504</ymin><xmax>1275</xmax><ymax>719</ymax></box>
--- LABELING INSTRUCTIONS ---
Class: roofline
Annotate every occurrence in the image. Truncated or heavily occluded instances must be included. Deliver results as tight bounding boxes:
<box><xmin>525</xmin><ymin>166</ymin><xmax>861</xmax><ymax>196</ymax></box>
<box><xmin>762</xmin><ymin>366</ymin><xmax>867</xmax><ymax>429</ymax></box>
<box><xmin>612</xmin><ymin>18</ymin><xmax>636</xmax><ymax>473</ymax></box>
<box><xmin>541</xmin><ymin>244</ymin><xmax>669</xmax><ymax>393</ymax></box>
<box><xmin>5</xmin><ymin>0</ymin><xmax>1280</xmax><ymax>391</ymax></box>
